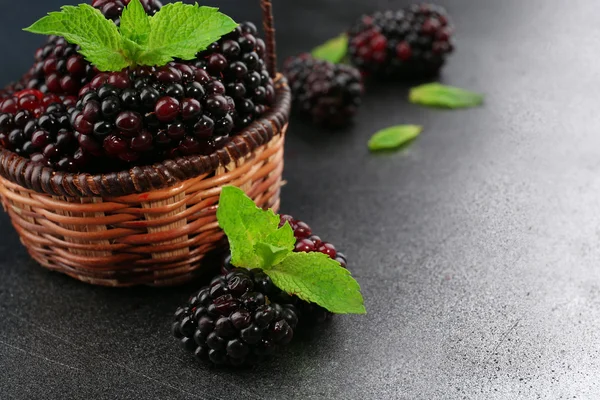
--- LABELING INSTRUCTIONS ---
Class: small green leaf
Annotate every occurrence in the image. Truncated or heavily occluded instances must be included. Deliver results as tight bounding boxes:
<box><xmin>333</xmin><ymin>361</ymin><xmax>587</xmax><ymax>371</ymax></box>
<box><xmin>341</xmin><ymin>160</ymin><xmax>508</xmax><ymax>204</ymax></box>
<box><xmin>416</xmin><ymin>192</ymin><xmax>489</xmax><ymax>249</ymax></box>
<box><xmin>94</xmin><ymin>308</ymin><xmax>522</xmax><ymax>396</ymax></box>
<box><xmin>264</xmin><ymin>252</ymin><xmax>366</xmax><ymax>315</ymax></box>
<box><xmin>120</xmin><ymin>0</ymin><xmax>151</xmax><ymax>46</ymax></box>
<box><xmin>368</xmin><ymin>125</ymin><xmax>423</xmax><ymax>151</ymax></box>
<box><xmin>136</xmin><ymin>3</ymin><xmax>237</xmax><ymax>66</ymax></box>
<box><xmin>216</xmin><ymin>186</ymin><xmax>295</xmax><ymax>269</ymax></box>
<box><xmin>24</xmin><ymin>4</ymin><xmax>128</xmax><ymax>71</ymax></box>
<box><xmin>409</xmin><ymin>83</ymin><xmax>484</xmax><ymax>109</ymax></box>
<box><xmin>311</xmin><ymin>34</ymin><xmax>348</xmax><ymax>63</ymax></box>
<box><xmin>254</xmin><ymin>242</ymin><xmax>291</xmax><ymax>269</ymax></box>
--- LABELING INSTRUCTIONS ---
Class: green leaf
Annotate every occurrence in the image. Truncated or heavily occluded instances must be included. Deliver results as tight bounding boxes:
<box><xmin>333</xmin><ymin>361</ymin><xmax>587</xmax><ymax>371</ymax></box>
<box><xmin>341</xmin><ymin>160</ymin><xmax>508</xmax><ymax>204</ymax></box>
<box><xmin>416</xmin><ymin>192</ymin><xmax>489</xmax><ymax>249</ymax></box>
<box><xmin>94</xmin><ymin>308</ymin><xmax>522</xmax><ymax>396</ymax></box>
<box><xmin>254</xmin><ymin>242</ymin><xmax>292</xmax><ymax>269</ymax></box>
<box><xmin>136</xmin><ymin>3</ymin><xmax>237</xmax><ymax>66</ymax></box>
<box><xmin>120</xmin><ymin>0</ymin><xmax>151</xmax><ymax>46</ymax></box>
<box><xmin>311</xmin><ymin>34</ymin><xmax>348</xmax><ymax>63</ymax></box>
<box><xmin>264</xmin><ymin>252</ymin><xmax>366</xmax><ymax>315</ymax></box>
<box><xmin>24</xmin><ymin>4</ymin><xmax>128</xmax><ymax>71</ymax></box>
<box><xmin>368</xmin><ymin>125</ymin><xmax>423</xmax><ymax>151</ymax></box>
<box><xmin>409</xmin><ymin>83</ymin><xmax>484</xmax><ymax>109</ymax></box>
<box><xmin>216</xmin><ymin>186</ymin><xmax>295</xmax><ymax>269</ymax></box>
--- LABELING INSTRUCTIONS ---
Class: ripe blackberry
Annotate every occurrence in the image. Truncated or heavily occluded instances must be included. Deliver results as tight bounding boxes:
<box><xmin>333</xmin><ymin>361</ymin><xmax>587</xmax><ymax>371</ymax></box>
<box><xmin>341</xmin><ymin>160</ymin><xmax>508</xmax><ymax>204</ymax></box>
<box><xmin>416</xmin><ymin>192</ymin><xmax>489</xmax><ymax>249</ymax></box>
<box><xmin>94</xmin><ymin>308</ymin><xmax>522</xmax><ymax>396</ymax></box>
<box><xmin>26</xmin><ymin>35</ymin><xmax>96</xmax><ymax>95</ymax></box>
<box><xmin>71</xmin><ymin>63</ymin><xmax>235</xmax><ymax>172</ymax></box>
<box><xmin>91</xmin><ymin>0</ymin><xmax>162</xmax><ymax>25</ymax></box>
<box><xmin>0</xmin><ymin>90</ymin><xmax>80</xmax><ymax>171</ymax></box>
<box><xmin>22</xmin><ymin>1</ymin><xmax>163</xmax><ymax>95</ymax></box>
<box><xmin>187</xmin><ymin>22</ymin><xmax>276</xmax><ymax>131</ymax></box>
<box><xmin>222</xmin><ymin>214</ymin><xmax>348</xmax><ymax>324</ymax></box>
<box><xmin>173</xmin><ymin>268</ymin><xmax>298</xmax><ymax>367</ymax></box>
<box><xmin>348</xmin><ymin>4</ymin><xmax>455</xmax><ymax>78</ymax></box>
<box><xmin>283</xmin><ymin>54</ymin><xmax>363</xmax><ymax>128</ymax></box>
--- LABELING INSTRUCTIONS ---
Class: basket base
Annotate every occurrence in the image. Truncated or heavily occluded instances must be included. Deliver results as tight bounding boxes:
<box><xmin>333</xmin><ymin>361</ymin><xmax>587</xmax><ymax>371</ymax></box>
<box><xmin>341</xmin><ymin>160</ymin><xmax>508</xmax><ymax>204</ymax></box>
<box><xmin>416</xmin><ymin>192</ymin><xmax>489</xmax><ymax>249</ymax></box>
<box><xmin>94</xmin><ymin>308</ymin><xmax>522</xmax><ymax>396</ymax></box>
<box><xmin>0</xmin><ymin>130</ymin><xmax>285</xmax><ymax>287</ymax></box>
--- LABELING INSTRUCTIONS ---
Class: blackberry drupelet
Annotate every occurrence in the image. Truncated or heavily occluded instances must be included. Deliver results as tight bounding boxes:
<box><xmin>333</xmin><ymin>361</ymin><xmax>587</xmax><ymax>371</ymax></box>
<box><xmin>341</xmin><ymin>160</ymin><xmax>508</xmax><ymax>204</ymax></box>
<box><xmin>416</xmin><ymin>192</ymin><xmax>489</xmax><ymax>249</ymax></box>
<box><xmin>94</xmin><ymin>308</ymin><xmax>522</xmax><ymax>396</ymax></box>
<box><xmin>187</xmin><ymin>22</ymin><xmax>276</xmax><ymax>131</ymax></box>
<box><xmin>348</xmin><ymin>4</ymin><xmax>454</xmax><ymax>78</ymax></box>
<box><xmin>70</xmin><ymin>63</ymin><xmax>235</xmax><ymax>172</ymax></box>
<box><xmin>222</xmin><ymin>214</ymin><xmax>348</xmax><ymax>324</ymax></box>
<box><xmin>173</xmin><ymin>268</ymin><xmax>298</xmax><ymax>367</ymax></box>
<box><xmin>283</xmin><ymin>54</ymin><xmax>363</xmax><ymax>128</ymax></box>
<box><xmin>21</xmin><ymin>1</ymin><xmax>163</xmax><ymax>95</ymax></box>
<box><xmin>0</xmin><ymin>90</ymin><xmax>80</xmax><ymax>171</ymax></box>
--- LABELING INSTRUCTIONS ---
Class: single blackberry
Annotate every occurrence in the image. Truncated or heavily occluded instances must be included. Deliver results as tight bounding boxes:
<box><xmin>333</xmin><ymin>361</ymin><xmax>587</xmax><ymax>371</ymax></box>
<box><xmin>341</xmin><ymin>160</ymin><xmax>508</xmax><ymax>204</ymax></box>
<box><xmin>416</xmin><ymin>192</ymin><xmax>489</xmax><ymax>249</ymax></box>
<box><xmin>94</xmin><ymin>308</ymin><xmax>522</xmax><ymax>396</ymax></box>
<box><xmin>22</xmin><ymin>1</ymin><xmax>163</xmax><ymax>95</ymax></box>
<box><xmin>91</xmin><ymin>0</ymin><xmax>162</xmax><ymax>25</ymax></box>
<box><xmin>222</xmin><ymin>214</ymin><xmax>348</xmax><ymax>324</ymax></box>
<box><xmin>0</xmin><ymin>89</ymin><xmax>80</xmax><ymax>171</ymax></box>
<box><xmin>26</xmin><ymin>35</ymin><xmax>96</xmax><ymax>95</ymax></box>
<box><xmin>173</xmin><ymin>268</ymin><xmax>298</xmax><ymax>367</ymax></box>
<box><xmin>283</xmin><ymin>54</ymin><xmax>363</xmax><ymax>128</ymax></box>
<box><xmin>71</xmin><ymin>63</ymin><xmax>235</xmax><ymax>172</ymax></box>
<box><xmin>187</xmin><ymin>22</ymin><xmax>276</xmax><ymax>131</ymax></box>
<box><xmin>348</xmin><ymin>4</ymin><xmax>455</xmax><ymax>78</ymax></box>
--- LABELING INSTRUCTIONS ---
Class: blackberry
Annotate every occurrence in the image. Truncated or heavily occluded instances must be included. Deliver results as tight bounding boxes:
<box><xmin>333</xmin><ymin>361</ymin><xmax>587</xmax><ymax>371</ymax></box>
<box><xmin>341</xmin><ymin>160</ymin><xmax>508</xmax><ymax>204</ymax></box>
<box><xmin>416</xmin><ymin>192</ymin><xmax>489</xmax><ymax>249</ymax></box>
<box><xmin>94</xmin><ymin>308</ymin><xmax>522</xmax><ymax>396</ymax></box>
<box><xmin>22</xmin><ymin>1</ymin><xmax>163</xmax><ymax>95</ymax></box>
<box><xmin>0</xmin><ymin>89</ymin><xmax>80</xmax><ymax>171</ymax></box>
<box><xmin>283</xmin><ymin>54</ymin><xmax>363</xmax><ymax>128</ymax></box>
<box><xmin>26</xmin><ymin>35</ymin><xmax>96</xmax><ymax>95</ymax></box>
<box><xmin>222</xmin><ymin>214</ymin><xmax>348</xmax><ymax>324</ymax></box>
<box><xmin>348</xmin><ymin>4</ymin><xmax>455</xmax><ymax>78</ymax></box>
<box><xmin>187</xmin><ymin>22</ymin><xmax>276</xmax><ymax>131</ymax></box>
<box><xmin>173</xmin><ymin>268</ymin><xmax>298</xmax><ymax>367</ymax></box>
<box><xmin>91</xmin><ymin>0</ymin><xmax>162</xmax><ymax>25</ymax></box>
<box><xmin>71</xmin><ymin>63</ymin><xmax>235</xmax><ymax>172</ymax></box>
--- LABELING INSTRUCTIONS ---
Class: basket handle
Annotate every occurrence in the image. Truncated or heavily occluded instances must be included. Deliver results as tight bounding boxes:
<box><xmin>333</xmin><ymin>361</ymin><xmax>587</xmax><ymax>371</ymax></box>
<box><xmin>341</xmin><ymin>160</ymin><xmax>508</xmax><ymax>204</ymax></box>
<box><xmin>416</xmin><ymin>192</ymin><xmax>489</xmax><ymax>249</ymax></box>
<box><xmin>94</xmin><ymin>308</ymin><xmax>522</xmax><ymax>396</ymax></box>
<box><xmin>261</xmin><ymin>0</ymin><xmax>277</xmax><ymax>77</ymax></box>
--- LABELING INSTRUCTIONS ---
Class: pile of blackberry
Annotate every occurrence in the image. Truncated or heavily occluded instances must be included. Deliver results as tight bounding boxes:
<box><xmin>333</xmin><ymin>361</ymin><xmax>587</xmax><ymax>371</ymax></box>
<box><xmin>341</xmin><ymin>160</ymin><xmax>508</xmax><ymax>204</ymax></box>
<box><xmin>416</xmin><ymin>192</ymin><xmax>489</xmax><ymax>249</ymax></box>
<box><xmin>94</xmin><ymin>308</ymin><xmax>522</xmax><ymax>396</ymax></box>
<box><xmin>0</xmin><ymin>90</ymin><xmax>80</xmax><ymax>171</ymax></box>
<box><xmin>348</xmin><ymin>3</ymin><xmax>454</xmax><ymax>78</ymax></box>
<box><xmin>187</xmin><ymin>22</ymin><xmax>276</xmax><ymax>130</ymax></box>
<box><xmin>173</xmin><ymin>268</ymin><xmax>299</xmax><ymax>367</ymax></box>
<box><xmin>283</xmin><ymin>54</ymin><xmax>363</xmax><ymax>128</ymax></box>
<box><xmin>21</xmin><ymin>0</ymin><xmax>163</xmax><ymax>96</ymax></box>
<box><xmin>70</xmin><ymin>63</ymin><xmax>235</xmax><ymax>171</ymax></box>
<box><xmin>174</xmin><ymin>214</ymin><xmax>350</xmax><ymax>368</ymax></box>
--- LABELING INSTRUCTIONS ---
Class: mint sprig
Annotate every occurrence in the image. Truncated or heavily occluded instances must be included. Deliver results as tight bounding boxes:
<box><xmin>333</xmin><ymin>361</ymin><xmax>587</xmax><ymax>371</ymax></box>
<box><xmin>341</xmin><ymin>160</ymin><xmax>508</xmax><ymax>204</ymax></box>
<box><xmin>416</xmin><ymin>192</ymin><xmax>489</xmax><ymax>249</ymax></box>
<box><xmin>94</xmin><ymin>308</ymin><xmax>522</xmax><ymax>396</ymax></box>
<box><xmin>24</xmin><ymin>0</ymin><xmax>237</xmax><ymax>71</ymax></box>
<box><xmin>217</xmin><ymin>186</ymin><xmax>366</xmax><ymax>315</ymax></box>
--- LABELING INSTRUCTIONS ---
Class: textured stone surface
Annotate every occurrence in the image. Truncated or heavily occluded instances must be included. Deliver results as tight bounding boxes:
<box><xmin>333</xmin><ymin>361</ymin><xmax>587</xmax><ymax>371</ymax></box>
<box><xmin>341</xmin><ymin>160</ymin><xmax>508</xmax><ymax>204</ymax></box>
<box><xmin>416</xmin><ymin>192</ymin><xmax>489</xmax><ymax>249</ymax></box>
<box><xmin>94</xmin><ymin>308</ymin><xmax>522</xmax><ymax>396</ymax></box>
<box><xmin>2</xmin><ymin>0</ymin><xmax>600</xmax><ymax>399</ymax></box>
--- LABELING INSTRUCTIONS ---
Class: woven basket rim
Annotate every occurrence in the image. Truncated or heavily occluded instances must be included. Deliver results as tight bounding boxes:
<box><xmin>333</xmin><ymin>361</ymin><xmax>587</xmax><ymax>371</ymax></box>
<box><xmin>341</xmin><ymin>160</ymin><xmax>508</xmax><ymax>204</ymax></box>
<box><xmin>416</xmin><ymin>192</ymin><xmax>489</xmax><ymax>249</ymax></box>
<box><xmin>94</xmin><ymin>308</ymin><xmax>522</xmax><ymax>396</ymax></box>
<box><xmin>0</xmin><ymin>75</ymin><xmax>290</xmax><ymax>198</ymax></box>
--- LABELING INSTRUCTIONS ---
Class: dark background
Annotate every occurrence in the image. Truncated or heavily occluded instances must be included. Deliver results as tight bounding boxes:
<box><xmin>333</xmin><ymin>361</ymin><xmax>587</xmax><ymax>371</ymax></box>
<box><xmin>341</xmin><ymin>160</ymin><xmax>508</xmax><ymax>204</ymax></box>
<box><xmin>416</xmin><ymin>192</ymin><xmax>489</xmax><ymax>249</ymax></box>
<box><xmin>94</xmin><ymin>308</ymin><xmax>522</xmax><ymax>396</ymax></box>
<box><xmin>1</xmin><ymin>0</ymin><xmax>600</xmax><ymax>399</ymax></box>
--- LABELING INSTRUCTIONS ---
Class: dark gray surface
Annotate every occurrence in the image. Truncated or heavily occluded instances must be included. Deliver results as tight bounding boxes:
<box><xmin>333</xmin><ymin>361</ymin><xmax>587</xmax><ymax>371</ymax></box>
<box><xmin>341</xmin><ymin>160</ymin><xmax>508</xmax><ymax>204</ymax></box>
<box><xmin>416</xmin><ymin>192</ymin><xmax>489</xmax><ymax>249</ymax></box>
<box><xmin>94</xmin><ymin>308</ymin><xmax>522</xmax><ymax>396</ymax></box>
<box><xmin>1</xmin><ymin>0</ymin><xmax>599</xmax><ymax>399</ymax></box>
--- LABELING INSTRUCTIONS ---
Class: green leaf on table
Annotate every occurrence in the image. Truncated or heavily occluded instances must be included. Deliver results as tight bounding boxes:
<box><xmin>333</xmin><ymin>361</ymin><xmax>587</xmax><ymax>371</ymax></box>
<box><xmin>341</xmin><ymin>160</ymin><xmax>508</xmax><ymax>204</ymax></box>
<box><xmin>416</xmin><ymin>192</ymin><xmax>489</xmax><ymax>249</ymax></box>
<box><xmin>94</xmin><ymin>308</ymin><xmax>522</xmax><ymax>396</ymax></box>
<box><xmin>409</xmin><ymin>83</ymin><xmax>484</xmax><ymax>109</ymax></box>
<box><xmin>264</xmin><ymin>252</ymin><xmax>366</xmax><ymax>315</ymax></box>
<box><xmin>368</xmin><ymin>125</ymin><xmax>423</xmax><ymax>151</ymax></box>
<box><xmin>311</xmin><ymin>34</ymin><xmax>348</xmax><ymax>63</ymax></box>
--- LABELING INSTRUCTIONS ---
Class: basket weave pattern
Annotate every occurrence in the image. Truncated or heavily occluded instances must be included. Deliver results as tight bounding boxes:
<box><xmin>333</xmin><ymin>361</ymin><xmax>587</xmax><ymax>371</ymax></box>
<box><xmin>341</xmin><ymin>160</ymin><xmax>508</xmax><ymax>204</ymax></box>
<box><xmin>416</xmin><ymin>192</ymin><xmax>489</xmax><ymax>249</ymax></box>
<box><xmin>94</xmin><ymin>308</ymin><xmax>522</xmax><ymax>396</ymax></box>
<box><xmin>0</xmin><ymin>0</ymin><xmax>289</xmax><ymax>286</ymax></box>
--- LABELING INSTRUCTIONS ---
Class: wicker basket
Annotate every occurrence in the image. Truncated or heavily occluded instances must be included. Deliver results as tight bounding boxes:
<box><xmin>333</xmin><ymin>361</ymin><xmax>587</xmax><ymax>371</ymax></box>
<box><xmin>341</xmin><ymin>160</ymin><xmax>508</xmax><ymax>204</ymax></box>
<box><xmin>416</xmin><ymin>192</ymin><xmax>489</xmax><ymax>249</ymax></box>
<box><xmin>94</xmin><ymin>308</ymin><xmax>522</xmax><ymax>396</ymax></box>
<box><xmin>0</xmin><ymin>0</ymin><xmax>290</xmax><ymax>287</ymax></box>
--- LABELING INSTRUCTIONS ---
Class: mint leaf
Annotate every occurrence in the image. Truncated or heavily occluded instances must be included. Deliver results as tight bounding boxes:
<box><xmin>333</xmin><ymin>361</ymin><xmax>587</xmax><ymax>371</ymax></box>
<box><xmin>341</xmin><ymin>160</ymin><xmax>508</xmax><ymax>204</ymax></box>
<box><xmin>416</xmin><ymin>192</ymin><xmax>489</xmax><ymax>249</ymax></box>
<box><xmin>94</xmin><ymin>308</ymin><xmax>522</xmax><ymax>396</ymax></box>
<box><xmin>24</xmin><ymin>4</ymin><xmax>128</xmax><ymax>72</ymax></box>
<box><xmin>368</xmin><ymin>125</ymin><xmax>422</xmax><ymax>151</ymax></box>
<box><xmin>264</xmin><ymin>252</ymin><xmax>366</xmax><ymax>315</ymax></box>
<box><xmin>254</xmin><ymin>242</ymin><xmax>291</xmax><ymax>269</ymax></box>
<box><xmin>136</xmin><ymin>4</ymin><xmax>237</xmax><ymax>66</ymax></box>
<box><xmin>216</xmin><ymin>186</ymin><xmax>295</xmax><ymax>269</ymax></box>
<box><xmin>311</xmin><ymin>34</ymin><xmax>348</xmax><ymax>63</ymax></box>
<box><xmin>409</xmin><ymin>83</ymin><xmax>484</xmax><ymax>109</ymax></box>
<box><xmin>120</xmin><ymin>0</ymin><xmax>150</xmax><ymax>46</ymax></box>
